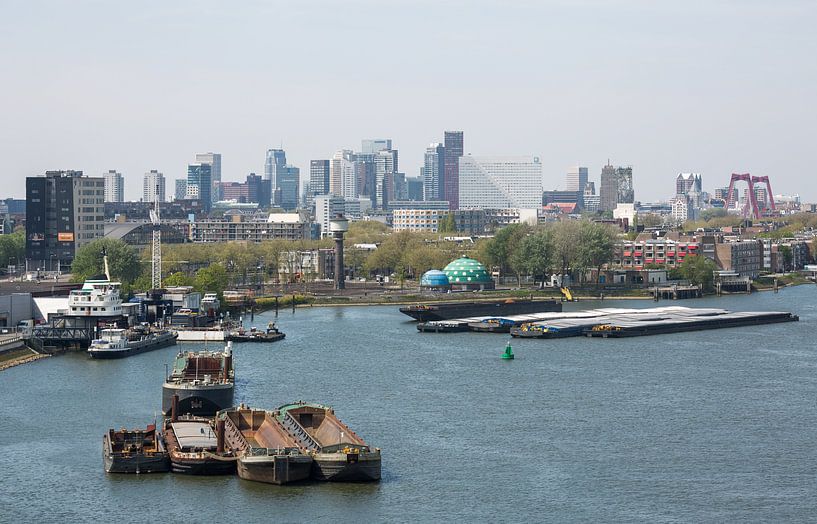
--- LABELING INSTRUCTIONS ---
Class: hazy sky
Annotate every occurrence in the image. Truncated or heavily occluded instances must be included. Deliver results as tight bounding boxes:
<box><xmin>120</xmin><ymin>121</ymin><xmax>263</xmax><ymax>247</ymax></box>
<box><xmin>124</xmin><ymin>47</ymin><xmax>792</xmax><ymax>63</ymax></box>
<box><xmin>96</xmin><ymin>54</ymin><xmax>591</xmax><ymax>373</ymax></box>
<box><xmin>2</xmin><ymin>0</ymin><xmax>816</xmax><ymax>202</ymax></box>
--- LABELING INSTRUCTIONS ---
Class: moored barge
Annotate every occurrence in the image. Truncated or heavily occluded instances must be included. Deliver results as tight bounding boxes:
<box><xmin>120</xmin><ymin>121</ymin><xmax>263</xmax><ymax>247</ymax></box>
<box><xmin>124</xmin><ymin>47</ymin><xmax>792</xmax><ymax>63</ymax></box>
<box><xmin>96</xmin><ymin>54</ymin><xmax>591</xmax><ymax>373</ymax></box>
<box><xmin>277</xmin><ymin>401</ymin><xmax>381</xmax><ymax>482</ymax></box>
<box><xmin>163</xmin><ymin>414</ymin><xmax>237</xmax><ymax>475</ymax></box>
<box><xmin>400</xmin><ymin>299</ymin><xmax>562</xmax><ymax>322</ymax></box>
<box><xmin>162</xmin><ymin>342</ymin><xmax>235</xmax><ymax>417</ymax></box>
<box><xmin>219</xmin><ymin>406</ymin><xmax>312</xmax><ymax>484</ymax></box>
<box><xmin>103</xmin><ymin>424</ymin><xmax>170</xmax><ymax>474</ymax></box>
<box><xmin>88</xmin><ymin>327</ymin><xmax>177</xmax><ymax>359</ymax></box>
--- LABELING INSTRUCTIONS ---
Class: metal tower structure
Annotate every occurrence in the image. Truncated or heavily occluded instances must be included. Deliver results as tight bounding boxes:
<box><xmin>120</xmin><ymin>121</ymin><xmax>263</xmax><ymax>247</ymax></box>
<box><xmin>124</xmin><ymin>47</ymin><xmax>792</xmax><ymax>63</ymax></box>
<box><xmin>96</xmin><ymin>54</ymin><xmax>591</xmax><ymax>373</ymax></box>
<box><xmin>726</xmin><ymin>173</ymin><xmax>760</xmax><ymax>219</ymax></box>
<box><xmin>150</xmin><ymin>189</ymin><xmax>162</xmax><ymax>289</ymax></box>
<box><xmin>750</xmin><ymin>175</ymin><xmax>776</xmax><ymax>212</ymax></box>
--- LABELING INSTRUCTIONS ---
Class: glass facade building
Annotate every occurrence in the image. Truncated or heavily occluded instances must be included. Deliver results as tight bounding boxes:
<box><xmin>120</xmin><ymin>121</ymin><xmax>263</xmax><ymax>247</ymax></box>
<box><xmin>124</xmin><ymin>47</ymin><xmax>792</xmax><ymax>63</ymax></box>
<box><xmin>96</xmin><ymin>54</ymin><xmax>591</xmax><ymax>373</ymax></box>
<box><xmin>458</xmin><ymin>156</ymin><xmax>543</xmax><ymax>210</ymax></box>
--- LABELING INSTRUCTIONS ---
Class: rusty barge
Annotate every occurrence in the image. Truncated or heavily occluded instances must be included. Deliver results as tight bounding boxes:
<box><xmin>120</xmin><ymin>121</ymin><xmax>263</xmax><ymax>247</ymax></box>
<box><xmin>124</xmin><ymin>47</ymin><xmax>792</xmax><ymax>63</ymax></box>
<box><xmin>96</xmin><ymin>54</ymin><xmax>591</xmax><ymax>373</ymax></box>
<box><xmin>400</xmin><ymin>299</ymin><xmax>562</xmax><ymax>322</ymax></box>
<box><xmin>103</xmin><ymin>424</ymin><xmax>170</xmax><ymax>474</ymax></box>
<box><xmin>162</xmin><ymin>342</ymin><xmax>235</xmax><ymax>418</ymax></box>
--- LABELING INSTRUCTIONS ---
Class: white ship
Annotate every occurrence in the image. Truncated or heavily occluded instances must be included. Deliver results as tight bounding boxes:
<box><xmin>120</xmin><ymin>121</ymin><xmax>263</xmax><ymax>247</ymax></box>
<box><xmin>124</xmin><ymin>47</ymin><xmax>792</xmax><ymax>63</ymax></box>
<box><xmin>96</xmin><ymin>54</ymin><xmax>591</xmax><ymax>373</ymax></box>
<box><xmin>67</xmin><ymin>252</ymin><xmax>123</xmax><ymax>317</ymax></box>
<box><xmin>88</xmin><ymin>327</ymin><xmax>178</xmax><ymax>359</ymax></box>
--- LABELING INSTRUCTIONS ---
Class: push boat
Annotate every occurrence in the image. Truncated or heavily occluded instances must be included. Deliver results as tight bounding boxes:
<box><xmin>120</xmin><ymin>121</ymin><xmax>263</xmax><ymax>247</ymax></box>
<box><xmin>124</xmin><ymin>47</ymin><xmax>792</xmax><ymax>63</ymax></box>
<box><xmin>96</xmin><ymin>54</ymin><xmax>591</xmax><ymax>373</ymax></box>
<box><xmin>218</xmin><ymin>406</ymin><xmax>312</xmax><ymax>484</ymax></box>
<box><xmin>226</xmin><ymin>322</ymin><xmax>285</xmax><ymax>343</ymax></box>
<box><xmin>103</xmin><ymin>424</ymin><xmax>170</xmax><ymax>474</ymax></box>
<box><xmin>162</xmin><ymin>413</ymin><xmax>237</xmax><ymax>475</ymax></box>
<box><xmin>277</xmin><ymin>401</ymin><xmax>381</xmax><ymax>482</ymax></box>
<box><xmin>88</xmin><ymin>326</ymin><xmax>177</xmax><ymax>359</ymax></box>
<box><xmin>162</xmin><ymin>342</ymin><xmax>235</xmax><ymax>418</ymax></box>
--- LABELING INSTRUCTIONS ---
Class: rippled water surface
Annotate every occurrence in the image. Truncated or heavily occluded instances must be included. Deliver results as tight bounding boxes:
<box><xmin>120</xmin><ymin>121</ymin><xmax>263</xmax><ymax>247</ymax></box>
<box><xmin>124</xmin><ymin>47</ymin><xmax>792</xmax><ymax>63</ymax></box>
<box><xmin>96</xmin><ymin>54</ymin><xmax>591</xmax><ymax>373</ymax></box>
<box><xmin>2</xmin><ymin>287</ymin><xmax>816</xmax><ymax>522</ymax></box>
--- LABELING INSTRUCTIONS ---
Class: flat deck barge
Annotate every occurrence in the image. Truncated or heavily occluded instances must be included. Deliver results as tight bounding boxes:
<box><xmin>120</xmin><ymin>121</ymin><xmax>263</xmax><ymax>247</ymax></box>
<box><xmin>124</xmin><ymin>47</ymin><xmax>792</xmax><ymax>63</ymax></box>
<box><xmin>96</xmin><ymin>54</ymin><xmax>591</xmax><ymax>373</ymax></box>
<box><xmin>401</xmin><ymin>299</ymin><xmax>562</xmax><ymax>322</ymax></box>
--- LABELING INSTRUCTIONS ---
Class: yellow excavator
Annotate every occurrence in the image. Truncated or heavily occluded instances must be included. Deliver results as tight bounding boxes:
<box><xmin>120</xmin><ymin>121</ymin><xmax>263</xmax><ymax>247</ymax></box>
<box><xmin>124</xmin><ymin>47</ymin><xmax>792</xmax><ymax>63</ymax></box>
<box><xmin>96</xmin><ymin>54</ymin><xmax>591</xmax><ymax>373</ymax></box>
<box><xmin>560</xmin><ymin>287</ymin><xmax>573</xmax><ymax>301</ymax></box>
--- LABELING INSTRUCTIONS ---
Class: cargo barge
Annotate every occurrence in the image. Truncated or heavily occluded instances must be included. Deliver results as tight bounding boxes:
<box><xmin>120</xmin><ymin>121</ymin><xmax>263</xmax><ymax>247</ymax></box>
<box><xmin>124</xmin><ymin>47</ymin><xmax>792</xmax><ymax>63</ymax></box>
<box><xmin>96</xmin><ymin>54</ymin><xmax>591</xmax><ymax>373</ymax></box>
<box><xmin>277</xmin><ymin>401</ymin><xmax>381</xmax><ymax>482</ymax></box>
<box><xmin>88</xmin><ymin>327</ymin><xmax>177</xmax><ymax>359</ymax></box>
<box><xmin>226</xmin><ymin>323</ymin><xmax>285</xmax><ymax>343</ymax></box>
<box><xmin>162</xmin><ymin>342</ymin><xmax>234</xmax><ymax>418</ymax></box>
<box><xmin>585</xmin><ymin>311</ymin><xmax>799</xmax><ymax>338</ymax></box>
<box><xmin>103</xmin><ymin>424</ymin><xmax>170</xmax><ymax>474</ymax></box>
<box><xmin>163</xmin><ymin>414</ymin><xmax>237</xmax><ymax>475</ymax></box>
<box><xmin>219</xmin><ymin>406</ymin><xmax>312</xmax><ymax>485</ymax></box>
<box><xmin>400</xmin><ymin>299</ymin><xmax>562</xmax><ymax>322</ymax></box>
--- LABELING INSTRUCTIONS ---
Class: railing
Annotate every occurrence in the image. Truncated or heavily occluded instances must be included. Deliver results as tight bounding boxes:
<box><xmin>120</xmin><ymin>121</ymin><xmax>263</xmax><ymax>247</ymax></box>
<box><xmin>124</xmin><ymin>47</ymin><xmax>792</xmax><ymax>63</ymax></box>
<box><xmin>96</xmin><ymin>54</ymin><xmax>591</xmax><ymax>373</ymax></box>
<box><xmin>281</xmin><ymin>412</ymin><xmax>321</xmax><ymax>451</ymax></box>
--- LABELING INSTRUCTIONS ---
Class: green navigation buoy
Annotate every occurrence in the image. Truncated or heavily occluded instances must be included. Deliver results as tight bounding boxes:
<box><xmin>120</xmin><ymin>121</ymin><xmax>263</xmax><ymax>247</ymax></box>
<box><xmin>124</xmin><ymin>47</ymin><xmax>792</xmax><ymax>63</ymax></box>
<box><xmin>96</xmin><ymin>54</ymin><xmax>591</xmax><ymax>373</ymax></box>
<box><xmin>501</xmin><ymin>341</ymin><xmax>514</xmax><ymax>360</ymax></box>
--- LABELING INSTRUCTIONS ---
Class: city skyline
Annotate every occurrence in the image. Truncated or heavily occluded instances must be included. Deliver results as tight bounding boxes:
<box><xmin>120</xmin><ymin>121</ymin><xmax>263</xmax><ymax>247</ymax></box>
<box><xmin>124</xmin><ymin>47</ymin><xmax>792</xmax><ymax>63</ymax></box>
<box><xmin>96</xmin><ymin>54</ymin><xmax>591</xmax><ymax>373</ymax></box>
<box><xmin>2</xmin><ymin>2</ymin><xmax>815</xmax><ymax>202</ymax></box>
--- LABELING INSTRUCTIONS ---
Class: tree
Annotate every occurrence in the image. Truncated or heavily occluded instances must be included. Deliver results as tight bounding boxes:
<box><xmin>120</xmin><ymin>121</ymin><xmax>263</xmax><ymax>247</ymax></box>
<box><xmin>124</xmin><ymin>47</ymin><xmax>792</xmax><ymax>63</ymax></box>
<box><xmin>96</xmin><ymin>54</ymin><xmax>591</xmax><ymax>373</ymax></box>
<box><xmin>0</xmin><ymin>231</ymin><xmax>25</xmax><ymax>269</ymax></box>
<box><xmin>163</xmin><ymin>272</ymin><xmax>194</xmax><ymax>287</ymax></box>
<box><xmin>678</xmin><ymin>254</ymin><xmax>717</xmax><ymax>291</ymax></box>
<box><xmin>551</xmin><ymin>220</ymin><xmax>582</xmax><ymax>277</ymax></box>
<box><xmin>70</xmin><ymin>238</ymin><xmax>142</xmax><ymax>284</ymax></box>
<box><xmin>438</xmin><ymin>213</ymin><xmax>456</xmax><ymax>234</ymax></box>
<box><xmin>511</xmin><ymin>229</ymin><xmax>553</xmax><ymax>287</ymax></box>
<box><xmin>577</xmin><ymin>221</ymin><xmax>617</xmax><ymax>284</ymax></box>
<box><xmin>193</xmin><ymin>264</ymin><xmax>229</xmax><ymax>295</ymax></box>
<box><xmin>779</xmin><ymin>245</ymin><xmax>793</xmax><ymax>272</ymax></box>
<box><xmin>483</xmin><ymin>223</ymin><xmax>530</xmax><ymax>279</ymax></box>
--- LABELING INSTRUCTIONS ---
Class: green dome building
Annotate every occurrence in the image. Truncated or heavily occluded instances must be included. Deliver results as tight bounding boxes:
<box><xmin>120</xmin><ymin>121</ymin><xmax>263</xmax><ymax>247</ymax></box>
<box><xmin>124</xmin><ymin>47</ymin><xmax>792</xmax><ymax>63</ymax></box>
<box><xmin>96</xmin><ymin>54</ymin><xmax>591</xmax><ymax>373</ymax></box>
<box><xmin>442</xmin><ymin>257</ymin><xmax>495</xmax><ymax>291</ymax></box>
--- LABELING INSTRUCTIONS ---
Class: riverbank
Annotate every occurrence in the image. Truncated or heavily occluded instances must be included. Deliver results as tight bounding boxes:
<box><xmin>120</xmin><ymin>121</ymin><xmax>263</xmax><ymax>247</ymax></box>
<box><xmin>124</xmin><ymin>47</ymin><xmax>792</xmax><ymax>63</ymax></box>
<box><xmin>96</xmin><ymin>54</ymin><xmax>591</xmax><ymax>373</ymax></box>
<box><xmin>0</xmin><ymin>347</ymin><xmax>50</xmax><ymax>372</ymax></box>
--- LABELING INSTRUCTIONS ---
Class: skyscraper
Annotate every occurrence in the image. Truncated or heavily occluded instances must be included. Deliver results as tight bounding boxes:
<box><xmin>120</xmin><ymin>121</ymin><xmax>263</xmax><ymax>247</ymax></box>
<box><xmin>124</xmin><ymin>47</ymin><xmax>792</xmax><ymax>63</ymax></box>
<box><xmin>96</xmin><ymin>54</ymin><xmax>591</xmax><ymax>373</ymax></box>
<box><xmin>143</xmin><ymin>170</ymin><xmax>166</xmax><ymax>203</ymax></box>
<box><xmin>443</xmin><ymin>131</ymin><xmax>463</xmax><ymax>210</ymax></box>
<box><xmin>103</xmin><ymin>170</ymin><xmax>124</xmax><ymax>203</ymax></box>
<box><xmin>458</xmin><ymin>156</ymin><xmax>542</xmax><ymax>209</ymax></box>
<box><xmin>407</xmin><ymin>176</ymin><xmax>424</xmax><ymax>201</ymax></box>
<box><xmin>599</xmin><ymin>163</ymin><xmax>634</xmax><ymax>212</ymax></box>
<box><xmin>264</xmin><ymin>149</ymin><xmax>287</xmax><ymax>185</ymax></box>
<box><xmin>195</xmin><ymin>152</ymin><xmax>222</xmax><ymax>183</ymax></box>
<box><xmin>309</xmin><ymin>160</ymin><xmax>331</xmax><ymax>206</ymax></box>
<box><xmin>352</xmin><ymin>153</ymin><xmax>376</xmax><ymax>202</ymax></box>
<box><xmin>278</xmin><ymin>166</ymin><xmax>300</xmax><ymax>210</ymax></box>
<box><xmin>566</xmin><ymin>166</ymin><xmax>589</xmax><ymax>193</ymax></box>
<box><xmin>174</xmin><ymin>179</ymin><xmax>188</xmax><ymax>201</ymax></box>
<box><xmin>374</xmin><ymin>149</ymin><xmax>398</xmax><ymax>209</ymax></box>
<box><xmin>187</xmin><ymin>163</ymin><xmax>212</xmax><ymax>212</ymax></box>
<box><xmin>361</xmin><ymin>139</ymin><xmax>392</xmax><ymax>155</ymax></box>
<box><xmin>246</xmin><ymin>173</ymin><xmax>267</xmax><ymax>206</ymax></box>
<box><xmin>676</xmin><ymin>173</ymin><xmax>702</xmax><ymax>195</ymax></box>
<box><xmin>26</xmin><ymin>171</ymin><xmax>104</xmax><ymax>270</ymax></box>
<box><xmin>423</xmin><ymin>143</ymin><xmax>445</xmax><ymax>201</ymax></box>
<box><xmin>330</xmin><ymin>150</ymin><xmax>356</xmax><ymax>199</ymax></box>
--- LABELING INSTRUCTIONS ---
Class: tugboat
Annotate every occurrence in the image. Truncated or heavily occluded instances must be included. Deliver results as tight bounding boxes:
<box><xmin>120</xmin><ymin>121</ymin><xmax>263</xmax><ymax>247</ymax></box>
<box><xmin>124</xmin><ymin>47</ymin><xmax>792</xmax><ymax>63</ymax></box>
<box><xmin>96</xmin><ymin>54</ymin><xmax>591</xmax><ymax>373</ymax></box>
<box><xmin>163</xmin><ymin>407</ymin><xmax>237</xmax><ymax>475</ymax></box>
<box><xmin>162</xmin><ymin>342</ymin><xmax>235</xmax><ymax>418</ymax></box>
<box><xmin>88</xmin><ymin>325</ymin><xmax>177</xmax><ymax>359</ymax></box>
<box><xmin>226</xmin><ymin>322</ymin><xmax>285</xmax><ymax>343</ymax></box>
<box><xmin>103</xmin><ymin>423</ymin><xmax>170</xmax><ymax>474</ymax></box>
<box><xmin>277</xmin><ymin>401</ymin><xmax>381</xmax><ymax>482</ymax></box>
<box><xmin>219</xmin><ymin>405</ymin><xmax>312</xmax><ymax>484</ymax></box>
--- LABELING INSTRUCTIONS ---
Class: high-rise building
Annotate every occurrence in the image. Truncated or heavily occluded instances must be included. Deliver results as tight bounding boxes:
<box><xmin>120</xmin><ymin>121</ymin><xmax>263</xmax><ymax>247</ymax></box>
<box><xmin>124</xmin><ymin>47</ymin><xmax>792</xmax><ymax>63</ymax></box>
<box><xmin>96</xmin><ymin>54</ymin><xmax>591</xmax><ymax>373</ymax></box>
<box><xmin>174</xmin><ymin>179</ymin><xmax>188</xmax><ymax>201</ymax></box>
<box><xmin>314</xmin><ymin>194</ymin><xmax>346</xmax><ymax>238</ymax></box>
<box><xmin>407</xmin><ymin>176</ymin><xmax>424</xmax><ymax>201</ymax></box>
<box><xmin>143</xmin><ymin>170</ymin><xmax>166</xmax><ymax>203</ymax></box>
<box><xmin>443</xmin><ymin>131</ymin><xmax>463</xmax><ymax>210</ymax></box>
<box><xmin>676</xmin><ymin>173</ymin><xmax>702</xmax><ymax>195</ymax></box>
<box><xmin>352</xmin><ymin>153</ymin><xmax>376</xmax><ymax>202</ymax></box>
<box><xmin>264</xmin><ymin>149</ymin><xmax>287</xmax><ymax>185</ymax></box>
<box><xmin>566</xmin><ymin>166</ymin><xmax>588</xmax><ymax>193</ymax></box>
<box><xmin>309</xmin><ymin>160</ymin><xmax>331</xmax><ymax>204</ymax></box>
<box><xmin>458</xmin><ymin>156</ymin><xmax>542</xmax><ymax>209</ymax></box>
<box><xmin>26</xmin><ymin>171</ymin><xmax>104</xmax><ymax>271</ymax></box>
<box><xmin>423</xmin><ymin>143</ymin><xmax>445</xmax><ymax>201</ymax></box>
<box><xmin>361</xmin><ymin>139</ymin><xmax>392</xmax><ymax>154</ymax></box>
<box><xmin>330</xmin><ymin>150</ymin><xmax>356</xmax><ymax>199</ymax></box>
<box><xmin>374</xmin><ymin>149</ymin><xmax>398</xmax><ymax>209</ymax></box>
<box><xmin>278</xmin><ymin>166</ymin><xmax>300</xmax><ymax>210</ymax></box>
<box><xmin>246</xmin><ymin>173</ymin><xmax>269</xmax><ymax>207</ymax></box>
<box><xmin>103</xmin><ymin>170</ymin><xmax>124</xmax><ymax>203</ymax></box>
<box><xmin>195</xmin><ymin>153</ymin><xmax>222</xmax><ymax>183</ymax></box>
<box><xmin>599</xmin><ymin>163</ymin><xmax>634</xmax><ymax>212</ymax></box>
<box><xmin>187</xmin><ymin>163</ymin><xmax>212</xmax><ymax>212</ymax></box>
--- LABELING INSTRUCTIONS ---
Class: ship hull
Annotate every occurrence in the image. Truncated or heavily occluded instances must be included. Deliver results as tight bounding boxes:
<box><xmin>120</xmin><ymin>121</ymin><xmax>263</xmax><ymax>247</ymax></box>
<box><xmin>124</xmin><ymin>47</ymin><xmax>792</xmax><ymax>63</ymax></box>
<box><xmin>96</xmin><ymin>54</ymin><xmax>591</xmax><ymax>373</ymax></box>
<box><xmin>226</xmin><ymin>333</ymin><xmax>285</xmax><ymax>343</ymax></box>
<box><xmin>104</xmin><ymin>452</ymin><xmax>170</xmax><ymax>474</ymax></box>
<box><xmin>170</xmin><ymin>455</ymin><xmax>237</xmax><ymax>475</ymax></box>
<box><xmin>237</xmin><ymin>454</ymin><xmax>313</xmax><ymax>484</ymax></box>
<box><xmin>400</xmin><ymin>300</ymin><xmax>562</xmax><ymax>322</ymax></box>
<box><xmin>312</xmin><ymin>452</ymin><xmax>381</xmax><ymax>482</ymax></box>
<box><xmin>162</xmin><ymin>383</ymin><xmax>234</xmax><ymax>418</ymax></box>
<box><xmin>88</xmin><ymin>333</ymin><xmax>177</xmax><ymax>359</ymax></box>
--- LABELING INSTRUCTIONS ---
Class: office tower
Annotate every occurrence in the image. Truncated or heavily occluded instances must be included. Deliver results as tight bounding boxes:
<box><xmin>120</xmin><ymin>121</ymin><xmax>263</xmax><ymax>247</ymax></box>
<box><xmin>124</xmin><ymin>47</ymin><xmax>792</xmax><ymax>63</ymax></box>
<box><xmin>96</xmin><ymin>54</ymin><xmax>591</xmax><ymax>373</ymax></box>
<box><xmin>308</xmin><ymin>160</ymin><xmax>331</xmax><ymax>207</ymax></box>
<box><xmin>278</xmin><ymin>165</ymin><xmax>300</xmax><ymax>210</ymax></box>
<box><xmin>264</xmin><ymin>149</ymin><xmax>287</xmax><ymax>185</ymax></box>
<box><xmin>407</xmin><ymin>176</ymin><xmax>424</xmax><ymax>201</ymax></box>
<box><xmin>26</xmin><ymin>170</ymin><xmax>104</xmax><ymax>270</ymax></box>
<box><xmin>458</xmin><ymin>156</ymin><xmax>543</xmax><ymax>209</ymax></box>
<box><xmin>443</xmin><ymin>131</ymin><xmax>463</xmax><ymax>210</ymax></box>
<box><xmin>361</xmin><ymin>139</ymin><xmax>392</xmax><ymax>155</ymax></box>
<box><xmin>374</xmin><ymin>149</ymin><xmax>398</xmax><ymax>209</ymax></box>
<box><xmin>187</xmin><ymin>163</ymin><xmax>212</xmax><ymax>212</ymax></box>
<box><xmin>423</xmin><ymin>143</ymin><xmax>445</xmax><ymax>201</ymax></box>
<box><xmin>102</xmin><ymin>170</ymin><xmax>124</xmax><ymax>203</ymax></box>
<box><xmin>174</xmin><ymin>179</ymin><xmax>188</xmax><ymax>201</ymax></box>
<box><xmin>393</xmin><ymin>173</ymin><xmax>407</xmax><ymax>201</ymax></box>
<box><xmin>330</xmin><ymin>150</ymin><xmax>356</xmax><ymax>199</ymax></box>
<box><xmin>143</xmin><ymin>170</ymin><xmax>166</xmax><ymax>203</ymax></box>
<box><xmin>676</xmin><ymin>173</ymin><xmax>702</xmax><ymax>195</ymax></box>
<box><xmin>196</xmin><ymin>152</ymin><xmax>222</xmax><ymax>183</ymax></box>
<box><xmin>245</xmin><ymin>173</ymin><xmax>264</xmax><ymax>205</ymax></box>
<box><xmin>314</xmin><ymin>194</ymin><xmax>346</xmax><ymax>238</ymax></box>
<box><xmin>352</xmin><ymin>153</ymin><xmax>376</xmax><ymax>202</ymax></box>
<box><xmin>566</xmin><ymin>166</ymin><xmax>589</xmax><ymax>193</ymax></box>
<box><xmin>599</xmin><ymin>163</ymin><xmax>634</xmax><ymax>212</ymax></box>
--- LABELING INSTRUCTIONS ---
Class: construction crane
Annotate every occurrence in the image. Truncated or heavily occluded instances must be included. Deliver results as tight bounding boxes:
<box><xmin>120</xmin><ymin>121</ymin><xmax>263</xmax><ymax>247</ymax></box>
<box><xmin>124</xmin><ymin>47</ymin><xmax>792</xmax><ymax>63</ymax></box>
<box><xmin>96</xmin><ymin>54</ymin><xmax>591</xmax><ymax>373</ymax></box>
<box><xmin>150</xmin><ymin>188</ymin><xmax>161</xmax><ymax>290</ymax></box>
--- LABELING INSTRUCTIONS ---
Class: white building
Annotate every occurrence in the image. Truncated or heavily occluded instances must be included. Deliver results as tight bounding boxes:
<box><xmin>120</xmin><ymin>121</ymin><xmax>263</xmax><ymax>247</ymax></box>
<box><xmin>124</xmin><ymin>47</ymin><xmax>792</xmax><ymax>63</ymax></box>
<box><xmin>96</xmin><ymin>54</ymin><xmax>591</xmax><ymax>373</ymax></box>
<box><xmin>613</xmin><ymin>203</ymin><xmax>636</xmax><ymax>224</ymax></box>
<box><xmin>314</xmin><ymin>194</ymin><xmax>346</xmax><ymax>238</ymax></box>
<box><xmin>330</xmin><ymin>149</ymin><xmax>356</xmax><ymax>199</ymax></box>
<box><xmin>392</xmin><ymin>209</ymin><xmax>445</xmax><ymax>232</ymax></box>
<box><xmin>669</xmin><ymin>195</ymin><xmax>696</xmax><ymax>223</ymax></box>
<box><xmin>458</xmin><ymin>156</ymin><xmax>542</xmax><ymax>209</ymax></box>
<box><xmin>566</xmin><ymin>166</ymin><xmax>588</xmax><ymax>193</ymax></box>
<box><xmin>103</xmin><ymin>170</ymin><xmax>124</xmax><ymax>202</ymax></box>
<box><xmin>143</xmin><ymin>170</ymin><xmax>166</xmax><ymax>203</ymax></box>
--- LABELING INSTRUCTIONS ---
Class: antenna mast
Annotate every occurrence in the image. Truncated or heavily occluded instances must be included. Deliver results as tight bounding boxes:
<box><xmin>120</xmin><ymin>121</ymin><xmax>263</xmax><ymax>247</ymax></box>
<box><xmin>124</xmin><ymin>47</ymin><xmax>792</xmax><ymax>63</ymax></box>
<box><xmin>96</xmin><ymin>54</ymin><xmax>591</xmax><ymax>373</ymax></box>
<box><xmin>150</xmin><ymin>187</ymin><xmax>162</xmax><ymax>290</ymax></box>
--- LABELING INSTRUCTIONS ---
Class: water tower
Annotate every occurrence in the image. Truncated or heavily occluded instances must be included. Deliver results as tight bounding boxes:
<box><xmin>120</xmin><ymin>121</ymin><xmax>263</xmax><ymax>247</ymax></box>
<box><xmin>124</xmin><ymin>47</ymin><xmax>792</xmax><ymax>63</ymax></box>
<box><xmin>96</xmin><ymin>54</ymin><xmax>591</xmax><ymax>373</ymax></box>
<box><xmin>329</xmin><ymin>214</ymin><xmax>349</xmax><ymax>290</ymax></box>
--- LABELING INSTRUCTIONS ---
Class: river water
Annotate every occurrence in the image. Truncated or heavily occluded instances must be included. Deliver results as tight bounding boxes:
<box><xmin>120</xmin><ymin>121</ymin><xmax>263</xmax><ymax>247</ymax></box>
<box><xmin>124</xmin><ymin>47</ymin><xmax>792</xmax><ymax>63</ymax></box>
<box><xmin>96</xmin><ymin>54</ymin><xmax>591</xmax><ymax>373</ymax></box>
<box><xmin>1</xmin><ymin>286</ymin><xmax>816</xmax><ymax>522</ymax></box>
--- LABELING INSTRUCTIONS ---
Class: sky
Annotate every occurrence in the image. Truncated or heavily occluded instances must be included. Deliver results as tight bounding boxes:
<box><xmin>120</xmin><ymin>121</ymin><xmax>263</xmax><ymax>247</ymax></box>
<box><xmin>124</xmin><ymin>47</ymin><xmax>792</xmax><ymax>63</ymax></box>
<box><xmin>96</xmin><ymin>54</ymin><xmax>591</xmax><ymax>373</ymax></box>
<box><xmin>2</xmin><ymin>0</ymin><xmax>816</xmax><ymax>202</ymax></box>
